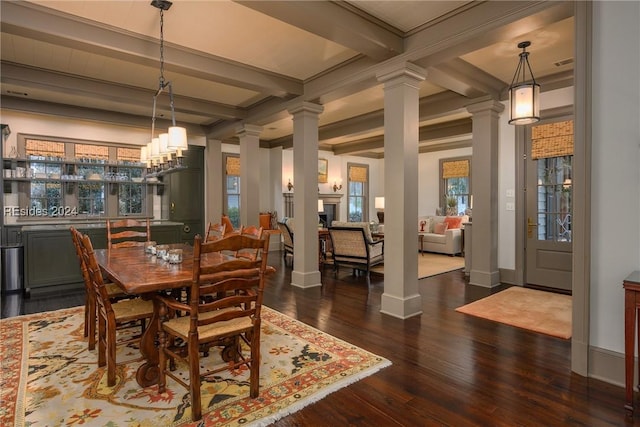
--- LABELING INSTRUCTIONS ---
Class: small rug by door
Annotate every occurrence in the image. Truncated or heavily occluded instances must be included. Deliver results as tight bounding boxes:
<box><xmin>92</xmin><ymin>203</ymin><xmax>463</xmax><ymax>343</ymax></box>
<box><xmin>455</xmin><ymin>286</ymin><xmax>572</xmax><ymax>339</ymax></box>
<box><xmin>0</xmin><ymin>306</ymin><xmax>390</xmax><ymax>426</ymax></box>
<box><xmin>370</xmin><ymin>252</ymin><xmax>464</xmax><ymax>279</ymax></box>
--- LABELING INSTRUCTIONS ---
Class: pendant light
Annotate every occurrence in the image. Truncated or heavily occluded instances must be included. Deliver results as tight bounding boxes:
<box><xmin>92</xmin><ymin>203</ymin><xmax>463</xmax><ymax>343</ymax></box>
<box><xmin>144</xmin><ymin>0</ymin><xmax>188</xmax><ymax>176</ymax></box>
<box><xmin>508</xmin><ymin>41</ymin><xmax>540</xmax><ymax>125</ymax></box>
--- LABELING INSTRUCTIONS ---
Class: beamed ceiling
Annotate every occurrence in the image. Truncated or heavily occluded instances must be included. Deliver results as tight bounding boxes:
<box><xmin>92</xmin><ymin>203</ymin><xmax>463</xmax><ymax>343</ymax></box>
<box><xmin>0</xmin><ymin>0</ymin><xmax>575</xmax><ymax>157</ymax></box>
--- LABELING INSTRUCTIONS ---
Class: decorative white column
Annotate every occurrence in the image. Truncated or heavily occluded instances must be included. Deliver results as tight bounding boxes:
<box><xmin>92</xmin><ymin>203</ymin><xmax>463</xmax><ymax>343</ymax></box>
<box><xmin>288</xmin><ymin>101</ymin><xmax>324</xmax><ymax>288</ymax></box>
<box><xmin>237</xmin><ymin>124</ymin><xmax>262</xmax><ymax>227</ymax></box>
<box><xmin>205</xmin><ymin>138</ymin><xmax>222</xmax><ymax>227</ymax></box>
<box><xmin>466</xmin><ymin>99</ymin><xmax>504</xmax><ymax>287</ymax></box>
<box><xmin>377</xmin><ymin>62</ymin><xmax>425</xmax><ymax>319</ymax></box>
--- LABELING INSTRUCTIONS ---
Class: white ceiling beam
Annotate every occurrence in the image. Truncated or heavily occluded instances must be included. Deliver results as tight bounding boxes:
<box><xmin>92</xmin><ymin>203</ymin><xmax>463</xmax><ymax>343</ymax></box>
<box><xmin>1</xmin><ymin>1</ymin><xmax>303</xmax><ymax>98</ymax></box>
<box><xmin>1</xmin><ymin>62</ymin><xmax>246</xmax><ymax>121</ymax></box>
<box><xmin>1</xmin><ymin>96</ymin><xmax>204</xmax><ymax>136</ymax></box>
<box><xmin>235</xmin><ymin>1</ymin><xmax>403</xmax><ymax>61</ymax></box>
<box><xmin>427</xmin><ymin>58</ymin><xmax>506</xmax><ymax>98</ymax></box>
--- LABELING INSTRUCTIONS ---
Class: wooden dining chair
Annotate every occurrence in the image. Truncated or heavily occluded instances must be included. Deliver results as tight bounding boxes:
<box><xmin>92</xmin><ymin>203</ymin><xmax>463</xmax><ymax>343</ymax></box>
<box><xmin>204</xmin><ymin>222</ymin><xmax>226</xmax><ymax>242</ymax></box>
<box><xmin>106</xmin><ymin>218</ymin><xmax>151</xmax><ymax>249</ymax></box>
<box><xmin>79</xmin><ymin>232</ymin><xmax>154</xmax><ymax>386</ymax></box>
<box><xmin>236</xmin><ymin>225</ymin><xmax>264</xmax><ymax>260</ymax></box>
<box><xmin>156</xmin><ymin>233</ymin><xmax>272</xmax><ymax>422</ymax></box>
<box><xmin>70</xmin><ymin>226</ymin><xmax>127</xmax><ymax>350</ymax></box>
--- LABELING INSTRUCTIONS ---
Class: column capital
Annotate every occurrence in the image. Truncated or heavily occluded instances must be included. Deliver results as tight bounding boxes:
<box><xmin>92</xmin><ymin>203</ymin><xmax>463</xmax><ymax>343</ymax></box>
<box><xmin>288</xmin><ymin>101</ymin><xmax>324</xmax><ymax>116</ymax></box>
<box><xmin>235</xmin><ymin>123</ymin><xmax>263</xmax><ymax>138</ymax></box>
<box><xmin>376</xmin><ymin>62</ymin><xmax>426</xmax><ymax>85</ymax></box>
<box><xmin>466</xmin><ymin>99</ymin><xmax>505</xmax><ymax>116</ymax></box>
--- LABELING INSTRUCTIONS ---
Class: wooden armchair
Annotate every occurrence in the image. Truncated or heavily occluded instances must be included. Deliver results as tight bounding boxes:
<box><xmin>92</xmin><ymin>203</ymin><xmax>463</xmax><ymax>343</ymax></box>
<box><xmin>156</xmin><ymin>233</ymin><xmax>272</xmax><ymax>421</ymax></box>
<box><xmin>106</xmin><ymin>218</ymin><xmax>151</xmax><ymax>249</ymax></box>
<box><xmin>277</xmin><ymin>220</ymin><xmax>294</xmax><ymax>265</ymax></box>
<box><xmin>236</xmin><ymin>225</ymin><xmax>264</xmax><ymax>260</ymax></box>
<box><xmin>328</xmin><ymin>226</ymin><xmax>384</xmax><ymax>277</ymax></box>
<box><xmin>204</xmin><ymin>222</ymin><xmax>226</xmax><ymax>242</ymax></box>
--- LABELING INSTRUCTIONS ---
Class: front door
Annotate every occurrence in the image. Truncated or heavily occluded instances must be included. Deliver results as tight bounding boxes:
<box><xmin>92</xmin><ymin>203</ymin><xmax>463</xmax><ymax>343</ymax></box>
<box><xmin>524</xmin><ymin>120</ymin><xmax>573</xmax><ymax>292</ymax></box>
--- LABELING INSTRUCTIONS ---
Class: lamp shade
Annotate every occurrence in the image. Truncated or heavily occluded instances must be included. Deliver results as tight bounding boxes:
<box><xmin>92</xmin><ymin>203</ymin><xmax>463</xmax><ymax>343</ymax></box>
<box><xmin>159</xmin><ymin>133</ymin><xmax>170</xmax><ymax>155</ymax></box>
<box><xmin>168</xmin><ymin>126</ymin><xmax>188</xmax><ymax>150</ymax></box>
<box><xmin>151</xmin><ymin>137</ymin><xmax>160</xmax><ymax>159</ymax></box>
<box><xmin>140</xmin><ymin>145</ymin><xmax>148</xmax><ymax>163</ymax></box>
<box><xmin>318</xmin><ymin>199</ymin><xmax>324</xmax><ymax>212</ymax></box>
<box><xmin>375</xmin><ymin>196</ymin><xmax>385</xmax><ymax>209</ymax></box>
<box><xmin>509</xmin><ymin>83</ymin><xmax>540</xmax><ymax>125</ymax></box>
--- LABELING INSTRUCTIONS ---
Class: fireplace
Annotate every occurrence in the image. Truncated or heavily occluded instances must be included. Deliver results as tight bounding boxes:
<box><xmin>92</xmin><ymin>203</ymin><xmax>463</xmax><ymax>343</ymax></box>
<box><xmin>283</xmin><ymin>193</ymin><xmax>343</xmax><ymax>225</ymax></box>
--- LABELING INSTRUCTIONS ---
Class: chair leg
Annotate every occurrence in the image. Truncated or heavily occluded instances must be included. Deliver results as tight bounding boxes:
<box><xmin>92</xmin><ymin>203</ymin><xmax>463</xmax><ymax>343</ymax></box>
<box><xmin>189</xmin><ymin>337</ymin><xmax>202</xmax><ymax>422</ymax></box>
<box><xmin>106</xmin><ymin>317</ymin><xmax>117</xmax><ymax>387</ymax></box>
<box><xmin>249</xmin><ymin>328</ymin><xmax>260</xmax><ymax>398</ymax></box>
<box><xmin>83</xmin><ymin>298</ymin><xmax>89</xmax><ymax>338</ymax></box>
<box><xmin>97</xmin><ymin>314</ymin><xmax>106</xmax><ymax>368</ymax></box>
<box><xmin>87</xmin><ymin>295</ymin><xmax>96</xmax><ymax>351</ymax></box>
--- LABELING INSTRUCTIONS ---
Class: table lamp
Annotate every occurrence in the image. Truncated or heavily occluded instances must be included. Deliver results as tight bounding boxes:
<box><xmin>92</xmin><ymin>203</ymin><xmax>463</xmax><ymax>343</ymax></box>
<box><xmin>375</xmin><ymin>197</ymin><xmax>384</xmax><ymax>224</ymax></box>
<box><xmin>318</xmin><ymin>199</ymin><xmax>324</xmax><ymax>227</ymax></box>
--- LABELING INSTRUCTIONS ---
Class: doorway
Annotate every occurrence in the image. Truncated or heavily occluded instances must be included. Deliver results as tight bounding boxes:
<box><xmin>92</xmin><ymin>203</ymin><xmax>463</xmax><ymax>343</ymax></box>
<box><xmin>524</xmin><ymin>119</ymin><xmax>574</xmax><ymax>293</ymax></box>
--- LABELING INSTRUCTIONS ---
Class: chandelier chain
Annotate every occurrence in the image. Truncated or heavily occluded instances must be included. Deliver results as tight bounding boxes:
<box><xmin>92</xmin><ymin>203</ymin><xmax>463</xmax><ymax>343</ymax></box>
<box><xmin>159</xmin><ymin>9</ymin><xmax>165</xmax><ymax>88</ymax></box>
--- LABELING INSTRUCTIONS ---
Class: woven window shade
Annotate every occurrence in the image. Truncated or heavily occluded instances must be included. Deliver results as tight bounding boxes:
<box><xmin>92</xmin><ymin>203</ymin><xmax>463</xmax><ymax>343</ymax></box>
<box><xmin>75</xmin><ymin>144</ymin><xmax>109</xmax><ymax>160</ymax></box>
<box><xmin>442</xmin><ymin>160</ymin><xmax>469</xmax><ymax>178</ymax></box>
<box><xmin>531</xmin><ymin>120</ymin><xmax>574</xmax><ymax>159</ymax></box>
<box><xmin>226</xmin><ymin>156</ymin><xmax>240</xmax><ymax>175</ymax></box>
<box><xmin>117</xmin><ymin>147</ymin><xmax>141</xmax><ymax>162</ymax></box>
<box><xmin>349</xmin><ymin>165</ymin><xmax>367</xmax><ymax>182</ymax></box>
<box><xmin>25</xmin><ymin>139</ymin><xmax>65</xmax><ymax>158</ymax></box>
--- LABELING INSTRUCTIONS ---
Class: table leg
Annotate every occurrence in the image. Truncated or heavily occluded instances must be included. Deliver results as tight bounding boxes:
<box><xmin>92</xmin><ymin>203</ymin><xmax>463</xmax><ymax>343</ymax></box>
<box><xmin>136</xmin><ymin>296</ymin><xmax>162</xmax><ymax>387</ymax></box>
<box><xmin>624</xmin><ymin>289</ymin><xmax>635</xmax><ymax>414</ymax></box>
<box><xmin>419</xmin><ymin>235</ymin><xmax>424</xmax><ymax>257</ymax></box>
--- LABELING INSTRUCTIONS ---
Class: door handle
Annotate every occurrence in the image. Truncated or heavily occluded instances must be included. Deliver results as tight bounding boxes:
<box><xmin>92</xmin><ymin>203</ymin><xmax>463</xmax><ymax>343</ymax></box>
<box><xmin>170</xmin><ymin>202</ymin><xmax>175</xmax><ymax>214</ymax></box>
<box><xmin>527</xmin><ymin>217</ymin><xmax>537</xmax><ymax>238</ymax></box>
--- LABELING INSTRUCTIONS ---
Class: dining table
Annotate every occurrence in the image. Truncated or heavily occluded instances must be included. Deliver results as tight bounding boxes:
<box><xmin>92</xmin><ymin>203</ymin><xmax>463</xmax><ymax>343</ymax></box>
<box><xmin>94</xmin><ymin>243</ymin><xmax>232</xmax><ymax>387</ymax></box>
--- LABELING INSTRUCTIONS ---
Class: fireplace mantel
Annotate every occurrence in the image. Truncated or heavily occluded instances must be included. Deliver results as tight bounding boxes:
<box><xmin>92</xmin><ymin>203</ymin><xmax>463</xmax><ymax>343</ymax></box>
<box><xmin>283</xmin><ymin>193</ymin><xmax>344</xmax><ymax>220</ymax></box>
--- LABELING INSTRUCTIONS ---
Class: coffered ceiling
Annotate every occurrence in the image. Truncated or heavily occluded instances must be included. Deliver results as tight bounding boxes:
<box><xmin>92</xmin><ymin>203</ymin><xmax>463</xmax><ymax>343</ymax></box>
<box><xmin>0</xmin><ymin>1</ymin><xmax>575</xmax><ymax>157</ymax></box>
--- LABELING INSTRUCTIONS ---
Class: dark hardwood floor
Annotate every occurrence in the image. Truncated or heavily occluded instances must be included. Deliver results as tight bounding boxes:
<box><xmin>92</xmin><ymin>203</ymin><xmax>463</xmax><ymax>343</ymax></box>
<box><xmin>2</xmin><ymin>251</ymin><xmax>636</xmax><ymax>426</ymax></box>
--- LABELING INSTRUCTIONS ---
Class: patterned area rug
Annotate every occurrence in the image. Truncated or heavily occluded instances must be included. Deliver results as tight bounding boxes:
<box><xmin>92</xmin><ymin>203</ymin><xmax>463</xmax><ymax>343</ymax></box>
<box><xmin>0</xmin><ymin>306</ymin><xmax>390</xmax><ymax>426</ymax></box>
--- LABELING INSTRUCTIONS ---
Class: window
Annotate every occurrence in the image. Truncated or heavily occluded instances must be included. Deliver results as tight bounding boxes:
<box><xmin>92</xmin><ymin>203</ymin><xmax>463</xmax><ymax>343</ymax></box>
<box><xmin>440</xmin><ymin>157</ymin><xmax>471</xmax><ymax>216</ymax></box>
<box><xmin>117</xmin><ymin>148</ymin><xmax>145</xmax><ymax>215</ymax></box>
<box><xmin>224</xmin><ymin>154</ymin><xmax>241</xmax><ymax>228</ymax></box>
<box><xmin>76</xmin><ymin>144</ymin><xmax>108</xmax><ymax>216</ymax></box>
<box><xmin>26</xmin><ymin>140</ymin><xmax>64</xmax><ymax>215</ymax></box>
<box><xmin>14</xmin><ymin>136</ymin><xmax>149</xmax><ymax>219</ymax></box>
<box><xmin>347</xmin><ymin>163</ymin><xmax>368</xmax><ymax>222</ymax></box>
<box><xmin>531</xmin><ymin>120</ymin><xmax>574</xmax><ymax>242</ymax></box>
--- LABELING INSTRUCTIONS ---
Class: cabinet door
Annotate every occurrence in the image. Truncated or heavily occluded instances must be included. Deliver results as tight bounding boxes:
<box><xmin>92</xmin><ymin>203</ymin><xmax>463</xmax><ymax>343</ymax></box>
<box><xmin>168</xmin><ymin>146</ymin><xmax>204</xmax><ymax>242</ymax></box>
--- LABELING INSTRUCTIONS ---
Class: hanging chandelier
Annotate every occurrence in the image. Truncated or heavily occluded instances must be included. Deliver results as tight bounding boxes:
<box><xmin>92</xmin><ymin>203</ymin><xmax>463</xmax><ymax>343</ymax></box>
<box><xmin>142</xmin><ymin>0</ymin><xmax>188</xmax><ymax>178</ymax></box>
<box><xmin>508</xmin><ymin>41</ymin><xmax>540</xmax><ymax>125</ymax></box>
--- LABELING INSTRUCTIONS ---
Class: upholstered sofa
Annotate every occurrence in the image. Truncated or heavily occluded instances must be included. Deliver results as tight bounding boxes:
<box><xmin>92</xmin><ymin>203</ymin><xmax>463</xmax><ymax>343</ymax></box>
<box><xmin>417</xmin><ymin>215</ymin><xmax>468</xmax><ymax>256</ymax></box>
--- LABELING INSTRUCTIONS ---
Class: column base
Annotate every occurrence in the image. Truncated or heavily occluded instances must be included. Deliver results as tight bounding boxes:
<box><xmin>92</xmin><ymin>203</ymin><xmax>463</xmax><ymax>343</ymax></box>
<box><xmin>469</xmin><ymin>269</ymin><xmax>501</xmax><ymax>288</ymax></box>
<box><xmin>380</xmin><ymin>292</ymin><xmax>422</xmax><ymax>319</ymax></box>
<box><xmin>291</xmin><ymin>270</ymin><xmax>322</xmax><ymax>289</ymax></box>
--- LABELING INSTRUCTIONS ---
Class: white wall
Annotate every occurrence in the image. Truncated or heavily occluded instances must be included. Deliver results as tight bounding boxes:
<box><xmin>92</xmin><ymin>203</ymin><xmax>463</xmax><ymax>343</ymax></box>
<box><xmin>590</xmin><ymin>0</ymin><xmax>640</xmax><ymax>354</ymax></box>
<box><xmin>0</xmin><ymin>110</ymin><xmax>206</xmax><ymax>222</ymax></box>
<box><xmin>280</xmin><ymin>149</ymin><xmax>381</xmax><ymax>222</ymax></box>
<box><xmin>417</xmin><ymin>146</ymin><xmax>472</xmax><ymax>216</ymax></box>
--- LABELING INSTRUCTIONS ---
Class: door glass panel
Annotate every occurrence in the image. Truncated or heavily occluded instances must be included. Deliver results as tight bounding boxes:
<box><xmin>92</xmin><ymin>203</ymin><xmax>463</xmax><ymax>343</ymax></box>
<box><xmin>536</xmin><ymin>155</ymin><xmax>572</xmax><ymax>242</ymax></box>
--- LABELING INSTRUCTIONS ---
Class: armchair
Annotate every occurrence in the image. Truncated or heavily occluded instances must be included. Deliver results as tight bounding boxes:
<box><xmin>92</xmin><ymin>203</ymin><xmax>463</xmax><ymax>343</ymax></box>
<box><xmin>277</xmin><ymin>220</ymin><xmax>294</xmax><ymax>265</ymax></box>
<box><xmin>328</xmin><ymin>225</ymin><xmax>384</xmax><ymax>277</ymax></box>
